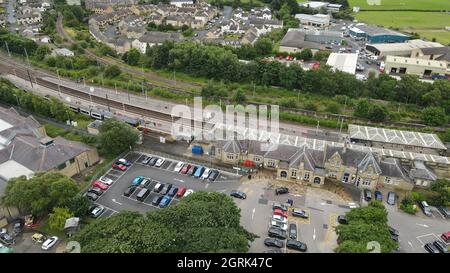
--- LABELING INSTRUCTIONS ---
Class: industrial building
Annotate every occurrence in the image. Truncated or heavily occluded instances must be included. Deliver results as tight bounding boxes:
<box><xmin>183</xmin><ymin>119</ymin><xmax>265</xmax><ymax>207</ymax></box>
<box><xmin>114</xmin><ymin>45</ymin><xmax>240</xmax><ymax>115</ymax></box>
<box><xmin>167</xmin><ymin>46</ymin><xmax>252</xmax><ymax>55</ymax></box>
<box><xmin>384</xmin><ymin>55</ymin><xmax>448</xmax><ymax>78</ymax></box>
<box><xmin>365</xmin><ymin>39</ymin><xmax>450</xmax><ymax>60</ymax></box>
<box><xmin>326</xmin><ymin>53</ymin><xmax>358</xmax><ymax>74</ymax></box>
<box><xmin>348</xmin><ymin>24</ymin><xmax>410</xmax><ymax>43</ymax></box>
<box><xmin>295</xmin><ymin>13</ymin><xmax>331</xmax><ymax>29</ymax></box>
<box><xmin>279</xmin><ymin>28</ymin><xmax>341</xmax><ymax>53</ymax></box>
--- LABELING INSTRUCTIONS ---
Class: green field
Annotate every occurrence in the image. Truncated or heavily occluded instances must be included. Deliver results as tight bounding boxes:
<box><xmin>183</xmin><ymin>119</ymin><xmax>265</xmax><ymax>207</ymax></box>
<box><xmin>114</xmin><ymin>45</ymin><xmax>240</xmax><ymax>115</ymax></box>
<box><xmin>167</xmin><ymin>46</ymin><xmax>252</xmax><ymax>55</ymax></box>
<box><xmin>354</xmin><ymin>11</ymin><xmax>450</xmax><ymax>45</ymax></box>
<box><xmin>349</xmin><ymin>0</ymin><xmax>450</xmax><ymax>10</ymax></box>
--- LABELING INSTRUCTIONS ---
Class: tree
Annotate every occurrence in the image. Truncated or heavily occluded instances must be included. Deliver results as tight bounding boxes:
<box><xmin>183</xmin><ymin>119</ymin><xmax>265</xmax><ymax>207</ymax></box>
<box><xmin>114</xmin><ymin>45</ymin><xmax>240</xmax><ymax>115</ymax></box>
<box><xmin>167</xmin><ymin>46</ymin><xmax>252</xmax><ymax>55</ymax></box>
<box><xmin>325</xmin><ymin>102</ymin><xmax>341</xmax><ymax>114</ymax></box>
<box><xmin>353</xmin><ymin>99</ymin><xmax>370</xmax><ymax>119</ymax></box>
<box><xmin>421</xmin><ymin>106</ymin><xmax>447</xmax><ymax>126</ymax></box>
<box><xmin>49</xmin><ymin>207</ymin><xmax>74</xmax><ymax>231</ymax></box>
<box><xmin>298</xmin><ymin>48</ymin><xmax>313</xmax><ymax>61</ymax></box>
<box><xmin>254</xmin><ymin>37</ymin><xmax>273</xmax><ymax>56</ymax></box>
<box><xmin>73</xmin><ymin>192</ymin><xmax>255</xmax><ymax>253</ymax></box>
<box><xmin>104</xmin><ymin>65</ymin><xmax>122</xmax><ymax>78</ymax></box>
<box><xmin>98</xmin><ymin>118</ymin><xmax>140</xmax><ymax>155</ymax></box>
<box><xmin>1</xmin><ymin>172</ymin><xmax>79</xmax><ymax>216</ymax></box>
<box><xmin>368</xmin><ymin>104</ymin><xmax>388</xmax><ymax>122</ymax></box>
<box><xmin>123</xmin><ymin>48</ymin><xmax>141</xmax><ymax>66</ymax></box>
<box><xmin>66</xmin><ymin>195</ymin><xmax>92</xmax><ymax>217</ymax></box>
<box><xmin>232</xmin><ymin>89</ymin><xmax>246</xmax><ymax>104</ymax></box>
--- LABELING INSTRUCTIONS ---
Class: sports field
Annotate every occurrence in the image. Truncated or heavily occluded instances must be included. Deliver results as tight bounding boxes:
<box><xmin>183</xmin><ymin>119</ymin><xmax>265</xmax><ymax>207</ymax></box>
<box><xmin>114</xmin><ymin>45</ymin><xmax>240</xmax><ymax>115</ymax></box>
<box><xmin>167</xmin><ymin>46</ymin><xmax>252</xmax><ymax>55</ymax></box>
<box><xmin>348</xmin><ymin>0</ymin><xmax>450</xmax><ymax>10</ymax></box>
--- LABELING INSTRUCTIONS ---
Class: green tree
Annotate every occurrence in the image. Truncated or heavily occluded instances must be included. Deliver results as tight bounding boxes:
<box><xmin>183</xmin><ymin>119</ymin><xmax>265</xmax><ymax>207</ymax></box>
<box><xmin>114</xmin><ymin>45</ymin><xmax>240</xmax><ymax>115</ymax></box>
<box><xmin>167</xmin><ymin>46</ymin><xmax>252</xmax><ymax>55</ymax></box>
<box><xmin>232</xmin><ymin>89</ymin><xmax>246</xmax><ymax>104</ymax></box>
<box><xmin>420</xmin><ymin>106</ymin><xmax>447</xmax><ymax>126</ymax></box>
<box><xmin>298</xmin><ymin>48</ymin><xmax>313</xmax><ymax>61</ymax></box>
<box><xmin>66</xmin><ymin>195</ymin><xmax>92</xmax><ymax>217</ymax></box>
<box><xmin>368</xmin><ymin>104</ymin><xmax>388</xmax><ymax>122</ymax></box>
<box><xmin>104</xmin><ymin>65</ymin><xmax>122</xmax><ymax>78</ymax></box>
<box><xmin>325</xmin><ymin>102</ymin><xmax>341</xmax><ymax>114</ymax></box>
<box><xmin>98</xmin><ymin>118</ymin><xmax>140</xmax><ymax>155</ymax></box>
<box><xmin>123</xmin><ymin>48</ymin><xmax>141</xmax><ymax>66</ymax></box>
<box><xmin>1</xmin><ymin>172</ymin><xmax>79</xmax><ymax>216</ymax></box>
<box><xmin>48</xmin><ymin>207</ymin><xmax>74</xmax><ymax>231</ymax></box>
<box><xmin>254</xmin><ymin>37</ymin><xmax>273</xmax><ymax>56</ymax></box>
<box><xmin>353</xmin><ymin>99</ymin><xmax>370</xmax><ymax>119</ymax></box>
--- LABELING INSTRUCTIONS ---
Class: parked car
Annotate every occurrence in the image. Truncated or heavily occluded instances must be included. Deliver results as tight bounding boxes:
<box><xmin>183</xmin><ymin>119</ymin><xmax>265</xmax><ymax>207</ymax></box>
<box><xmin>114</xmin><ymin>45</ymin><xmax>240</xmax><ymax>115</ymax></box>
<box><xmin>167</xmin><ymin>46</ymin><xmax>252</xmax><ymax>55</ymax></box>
<box><xmin>0</xmin><ymin>231</ymin><xmax>15</xmax><ymax>245</ymax></box>
<box><xmin>153</xmin><ymin>182</ymin><xmax>164</xmax><ymax>193</ymax></box>
<box><xmin>176</xmin><ymin>187</ymin><xmax>186</xmax><ymax>198</ymax></box>
<box><xmin>155</xmin><ymin>158</ymin><xmax>166</xmax><ymax>167</ymax></box>
<box><xmin>292</xmin><ymin>209</ymin><xmax>309</xmax><ymax>219</ymax></box>
<box><xmin>131</xmin><ymin>176</ymin><xmax>145</xmax><ymax>187</ymax></box>
<box><xmin>208</xmin><ymin>170</ymin><xmax>220</xmax><ymax>181</ymax></box>
<box><xmin>123</xmin><ymin>185</ymin><xmax>137</xmax><ymax>197</ymax></box>
<box><xmin>112</xmin><ymin>163</ymin><xmax>127</xmax><ymax>171</ymax></box>
<box><xmin>272</xmin><ymin>215</ymin><xmax>287</xmax><ymax>224</ymax></box>
<box><xmin>268</xmin><ymin>227</ymin><xmax>287</xmax><ymax>239</ymax></box>
<box><xmin>264</xmin><ymin>238</ymin><xmax>284</xmax><ymax>248</ymax></box>
<box><xmin>12</xmin><ymin>219</ymin><xmax>24</xmax><ymax>237</ymax></box>
<box><xmin>419</xmin><ymin>201</ymin><xmax>432</xmax><ymax>217</ymax></box>
<box><xmin>286</xmin><ymin>239</ymin><xmax>307</xmax><ymax>252</ymax></box>
<box><xmin>141</xmin><ymin>178</ymin><xmax>152</xmax><ymax>188</ymax></box>
<box><xmin>180</xmin><ymin>164</ymin><xmax>191</xmax><ymax>174</ymax></box>
<box><xmin>424</xmin><ymin>243</ymin><xmax>440</xmax><ymax>253</ymax></box>
<box><xmin>152</xmin><ymin>196</ymin><xmax>163</xmax><ymax>206</ymax></box>
<box><xmin>337</xmin><ymin>215</ymin><xmax>348</xmax><ymax>225</ymax></box>
<box><xmin>118</xmin><ymin>158</ymin><xmax>131</xmax><ymax>166</ymax></box>
<box><xmin>436</xmin><ymin>206</ymin><xmax>449</xmax><ymax>218</ymax></box>
<box><xmin>184</xmin><ymin>189</ymin><xmax>194</xmax><ymax>197</ymax></box>
<box><xmin>275</xmin><ymin>187</ymin><xmax>289</xmax><ymax>195</ymax></box>
<box><xmin>92</xmin><ymin>181</ymin><xmax>109</xmax><ymax>190</ymax></box>
<box><xmin>148</xmin><ymin>157</ymin><xmax>158</xmax><ymax>166</ymax></box>
<box><xmin>289</xmin><ymin>223</ymin><xmax>297</xmax><ymax>240</ymax></box>
<box><xmin>271</xmin><ymin>221</ymin><xmax>288</xmax><ymax>231</ymax></box>
<box><xmin>161</xmin><ymin>183</ymin><xmax>173</xmax><ymax>195</ymax></box>
<box><xmin>42</xmin><ymin>236</ymin><xmax>58</xmax><ymax>250</ymax></box>
<box><xmin>88</xmin><ymin>187</ymin><xmax>104</xmax><ymax>196</ymax></box>
<box><xmin>230</xmin><ymin>190</ymin><xmax>246</xmax><ymax>199</ymax></box>
<box><xmin>387</xmin><ymin>191</ymin><xmax>396</xmax><ymax>205</ymax></box>
<box><xmin>356</xmin><ymin>63</ymin><xmax>365</xmax><ymax>71</ymax></box>
<box><xmin>433</xmin><ymin>240</ymin><xmax>449</xmax><ymax>253</ymax></box>
<box><xmin>159</xmin><ymin>196</ymin><xmax>172</xmax><ymax>208</ymax></box>
<box><xmin>363</xmin><ymin>189</ymin><xmax>372</xmax><ymax>201</ymax></box>
<box><xmin>31</xmin><ymin>233</ymin><xmax>46</xmax><ymax>244</ymax></box>
<box><xmin>201</xmin><ymin>168</ymin><xmax>211</xmax><ymax>179</ymax></box>
<box><xmin>272</xmin><ymin>202</ymin><xmax>288</xmax><ymax>211</ymax></box>
<box><xmin>168</xmin><ymin>187</ymin><xmax>179</xmax><ymax>197</ymax></box>
<box><xmin>187</xmin><ymin>166</ymin><xmax>197</xmax><ymax>176</ymax></box>
<box><xmin>85</xmin><ymin>192</ymin><xmax>99</xmax><ymax>201</ymax></box>
<box><xmin>374</xmin><ymin>191</ymin><xmax>382</xmax><ymax>201</ymax></box>
<box><xmin>193</xmin><ymin>166</ymin><xmax>205</xmax><ymax>178</ymax></box>
<box><xmin>98</xmin><ymin>176</ymin><xmax>113</xmax><ymax>185</ymax></box>
<box><xmin>273</xmin><ymin>208</ymin><xmax>288</xmax><ymax>218</ymax></box>
<box><xmin>141</xmin><ymin>156</ymin><xmax>152</xmax><ymax>164</ymax></box>
<box><xmin>174</xmin><ymin>162</ymin><xmax>185</xmax><ymax>173</ymax></box>
<box><xmin>89</xmin><ymin>205</ymin><xmax>104</xmax><ymax>218</ymax></box>
<box><xmin>441</xmin><ymin>231</ymin><xmax>450</xmax><ymax>243</ymax></box>
<box><xmin>389</xmin><ymin>226</ymin><xmax>399</xmax><ymax>238</ymax></box>
<box><xmin>136</xmin><ymin>188</ymin><xmax>150</xmax><ymax>202</ymax></box>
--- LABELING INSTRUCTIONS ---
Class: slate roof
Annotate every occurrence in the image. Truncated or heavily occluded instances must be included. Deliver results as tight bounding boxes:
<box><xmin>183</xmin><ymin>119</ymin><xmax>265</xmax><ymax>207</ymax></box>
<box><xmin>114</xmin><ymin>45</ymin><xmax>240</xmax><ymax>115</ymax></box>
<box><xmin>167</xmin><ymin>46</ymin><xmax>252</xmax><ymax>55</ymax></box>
<box><xmin>379</xmin><ymin>158</ymin><xmax>409</xmax><ymax>180</ymax></box>
<box><xmin>408</xmin><ymin>160</ymin><xmax>438</xmax><ymax>181</ymax></box>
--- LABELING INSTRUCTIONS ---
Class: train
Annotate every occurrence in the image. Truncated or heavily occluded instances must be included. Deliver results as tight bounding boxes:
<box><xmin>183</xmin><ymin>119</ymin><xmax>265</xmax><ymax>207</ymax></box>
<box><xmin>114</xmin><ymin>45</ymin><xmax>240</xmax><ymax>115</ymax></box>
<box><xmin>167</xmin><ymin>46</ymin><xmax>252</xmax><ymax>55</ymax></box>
<box><xmin>68</xmin><ymin>104</ymin><xmax>144</xmax><ymax>128</ymax></box>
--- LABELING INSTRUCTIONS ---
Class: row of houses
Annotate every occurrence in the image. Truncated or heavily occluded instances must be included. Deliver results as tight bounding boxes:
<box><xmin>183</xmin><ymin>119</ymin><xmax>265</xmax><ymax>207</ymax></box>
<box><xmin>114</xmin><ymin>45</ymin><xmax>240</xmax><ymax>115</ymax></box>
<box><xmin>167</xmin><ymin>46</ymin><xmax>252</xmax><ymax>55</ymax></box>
<box><xmin>14</xmin><ymin>0</ymin><xmax>52</xmax><ymax>26</ymax></box>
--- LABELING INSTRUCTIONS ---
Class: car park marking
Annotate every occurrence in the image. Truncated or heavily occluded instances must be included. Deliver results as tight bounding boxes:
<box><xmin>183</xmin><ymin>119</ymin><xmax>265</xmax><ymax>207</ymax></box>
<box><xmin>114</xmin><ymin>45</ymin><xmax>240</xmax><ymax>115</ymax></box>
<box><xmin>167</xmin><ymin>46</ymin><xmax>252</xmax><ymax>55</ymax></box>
<box><xmin>407</xmin><ymin>241</ymin><xmax>414</xmax><ymax>250</ymax></box>
<box><xmin>416</xmin><ymin>233</ymin><xmax>441</xmax><ymax>246</ymax></box>
<box><xmin>415</xmin><ymin>223</ymin><xmax>429</xmax><ymax>228</ymax></box>
<box><xmin>252</xmin><ymin>208</ymin><xmax>256</xmax><ymax>220</ymax></box>
<box><xmin>111</xmin><ymin>199</ymin><xmax>122</xmax><ymax>205</ymax></box>
<box><xmin>173</xmin><ymin>178</ymin><xmax>184</xmax><ymax>183</ymax></box>
<box><xmin>204</xmin><ymin>183</ymin><xmax>209</xmax><ymax>189</ymax></box>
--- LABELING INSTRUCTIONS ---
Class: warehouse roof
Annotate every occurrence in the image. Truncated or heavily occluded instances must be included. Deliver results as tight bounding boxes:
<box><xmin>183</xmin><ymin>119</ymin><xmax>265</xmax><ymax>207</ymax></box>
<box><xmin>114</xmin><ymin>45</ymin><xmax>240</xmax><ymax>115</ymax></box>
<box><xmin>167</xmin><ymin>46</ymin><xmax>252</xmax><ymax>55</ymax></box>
<box><xmin>353</xmin><ymin>24</ymin><xmax>409</xmax><ymax>37</ymax></box>
<box><xmin>326</xmin><ymin>53</ymin><xmax>358</xmax><ymax>74</ymax></box>
<box><xmin>348</xmin><ymin>124</ymin><xmax>446</xmax><ymax>150</ymax></box>
<box><xmin>0</xmin><ymin>160</ymin><xmax>34</xmax><ymax>181</ymax></box>
<box><xmin>295</xmin><ymin>13</ymin><xmax>330</xmax><ymax>24</ymax></box>
<box><xmin>385</xmin><ymin>55</ymin><xmax>447</xmax><ymax>69</ymax></box>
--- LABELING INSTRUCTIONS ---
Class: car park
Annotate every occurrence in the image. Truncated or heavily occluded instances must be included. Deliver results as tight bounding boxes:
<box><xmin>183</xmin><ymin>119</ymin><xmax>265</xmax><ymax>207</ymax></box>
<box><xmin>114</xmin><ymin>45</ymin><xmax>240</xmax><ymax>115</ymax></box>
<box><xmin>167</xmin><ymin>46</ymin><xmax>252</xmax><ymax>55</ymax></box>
<box><xmin>168</xmin><ymin>187</ymin><xmax>178</xmax><ymax>197</ymax></box>
<box><xmin>159</xmin><ymin>196</ymin><xmax>172</xmax><ymax>208</ymax></box>
<box><xmin>387</xmin><ymin>191</ymin><xmax>396</xmax><ymax>205</ymax></box>
<box><xmin>86</xmin><ymin>192</ymin><xmax>99</xmax><ymax>201</ymax></box>
<box><xmin>141</xmin><ymin>156</ymin><xmax>152</xmax><ymax>164</ymax></box>
<box><xmin>363</xmin><ymin>189</ymin><xmax>372</xmax><ymax>202</ymax></box>
<box><xmin>289</xmin><ymin>223</ymin><xmax>297</xmax><ymax>240</ymax></box>
<box><xmin>42</xmin><ymin>236</ymin><xmax>58</xmax><ymax>250</ymax></box>
<box><xmin>202</xmin><ymin>168</ymin><xmax>211</xmax><ymax>179</ymax></box>
<box><xmin>161</xmin><ymin>184</ymin><xmax>173</xmax><ymax>195</ymax></box>
<box><xmin>123</xmin><ymin>185</ymin><xmax>137</xmax><ymax>197</ymax></box>
<box><xmin>337</xmin><ymin>215</ymin><xmax>348</xmax><ymax>225</ymax></box>
<box><xmin>155</xmin><ymin>158</ymin><xmax>166</xmax><ymax>167</ymax></box>
<box><xmin>374</xmin><ymin>191</ymin><xmax>382</xmax><ymax>201</ymax></box>
<box><xmin>230</xmin><ymin>190</ymin><xmax>246</xmax><ymax>199</ymax></box>
<box><xmin>441</xmin><ymin>231</ymin><xmax>450</xmax><ymax>243</ymax></box>
<box><xmin>136</xmin><ymin>188</ymin><xmax>151</xmax><ymax>202</ymax></box>
<box><xmin>98</xmin><ymin>176</ymin><xmax>113</xmax><ymax>185</ymax></box>
<box><xmin>433</xmin><ymin>240</ymin><xmax>449</xmax><ymax>253</ymax></box>
<box><xmin>271</xmin><ymin>221</ymin><xmax>288</xmax><ymax>231</ymax></box>
<box><xmin>272</xmin><ymin>202</ymin><xmax>288</xmax><ymax>211</ymax></box>
<box><xmin>436</xmin><ymin>206</ymin><xmax>449</xmax><ymax>218</ymax></box>
<box><xmin>292</xmin><ymin>209</ymin><xmax>309</xmax><ymax>219</ymax></box>
<box><xmin>93</xmin><ymin>181</ymin><xmax>109</xmax><ymax>190</ymax></box>
<box><xmin>286</xmin><ymin>239</ymin><xmax>307</xmax><ymax>252</ymax></box>
<box><xmin>184</xmin><ymin>189</ymin><xmax>194</xmax><ymax>197</ymax></box>
<box><xmin>272</xmin><ymin>215</ymin><xmax>287</xmax><ymax>224</ymax></box>
<box><xmin>148</xmin><ymin>157</ymin><xmax>158</xmax><ymax>166</ymax></box>
<box><xmin>88</xmin><ymin>186</ymin><xmax>104</xmax><ymax>196</ymax></box>
<box><xmin>112</xmin><ymin>163</ymin><xmax>127</xmax><ymax>171</ymax></box>
<box><xmin>419</xmin><ymin>201</ymin><xmax>432</xmax><ymax>217</ymax></box>
<box><xmin>174</xmin><ymin>162</ymin><xmax>184</xmax><ymax>173</ymax></box>
<box><xmin>273</xmin><ymin>208</ymin><xmax>288</xmax><ymax>218</ymax></box>
<box><xmin>131</xmin><ymin>176</ymin><xmax>145</xmax><ymax>187</ymax></box>
<box><xmin>208</xmin><ymin>170</ymin><xmax>219</xmax><ymax>181</ymax></box>
<box><xmin>275</xmin><ymin>187</ymin><xmax>289</xmax><ymax>195</ymax></box>
<box><xmin>187</xmin><ymin>166</ymin><xmax>197</xmax><ymax>176</ymax></box>
<box><xmin>424</xmin><ymin>243</ymin><xmax>440</xmax><ymax>253</ymax></box>
<box><xmin>153</xmin><ymin>182</ymin><xmax>164</xmax><ymax>193</ymax></box>
<box><xmin>118</xmin><ymin>158</ymin><xmax>131</xmax><ymax>166</ymax></box>
<box><xmin>264</xmin><ymin>238</ymin><xmax>284</xmax><ymax>248</ymax></box>
<box><xmin>268</xmin><ymin>227</ymin><xmax>287</xmax><ymax>239</ymax></box>
<box><xmin>89</xmin><ymin>205</ymin><xmax>105</xmax><ymax>218</ymax></box>
<box><xmin>180</xmin><ymin>164</ymin><xmax>191</xmax><ymax>174</ymax></box>
<box><xmin>177</xmin><ymin>187</ymin><xmax>186</xmax><ymax>197</ymax></box>
<box><xmin>152</xmin><ymin>196</ymin><xmax>163</xmax><ymax>206</ymax></box>
<box><xmin>194</xmin><ymin>166</ymin><xmax>205</xmax><ymax>178</ymax></box>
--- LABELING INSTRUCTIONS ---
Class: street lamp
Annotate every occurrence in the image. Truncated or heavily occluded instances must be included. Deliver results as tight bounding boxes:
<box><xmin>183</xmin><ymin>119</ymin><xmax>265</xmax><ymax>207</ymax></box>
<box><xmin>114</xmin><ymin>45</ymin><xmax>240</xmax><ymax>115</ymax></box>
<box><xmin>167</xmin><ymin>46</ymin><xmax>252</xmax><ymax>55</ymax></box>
<box><xmin>89</xmin><ymin>87</ymin><xmax>94</xmax><ymax>107</ymax></box>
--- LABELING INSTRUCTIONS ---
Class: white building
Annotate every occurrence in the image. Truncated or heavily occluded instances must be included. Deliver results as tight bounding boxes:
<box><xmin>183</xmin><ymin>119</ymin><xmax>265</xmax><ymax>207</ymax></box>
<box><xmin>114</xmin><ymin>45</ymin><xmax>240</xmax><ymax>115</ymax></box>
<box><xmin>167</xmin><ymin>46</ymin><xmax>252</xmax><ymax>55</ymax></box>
<box><xmin>53</xmin><ymin>48</ymin><xmax>75</xmax><ymax>57</ymax></box>
<box><xmin>295</xmin><ymin>13</ymin><xmax>331</xmax><ymax>28</ymax></box>
<box><xmin>326</xmin><ymin>53</ymin><xmax>358</xmax><ymax>74</ymax></box>
<box><xmin>299</xmin><ymin>1</ymin><xmax>329</xmax><ymax>10</ymax></box>
<box><xmin>170</xmin><ymin>0</ymin><xmax>193</xmax><ymax>7</ymax></box>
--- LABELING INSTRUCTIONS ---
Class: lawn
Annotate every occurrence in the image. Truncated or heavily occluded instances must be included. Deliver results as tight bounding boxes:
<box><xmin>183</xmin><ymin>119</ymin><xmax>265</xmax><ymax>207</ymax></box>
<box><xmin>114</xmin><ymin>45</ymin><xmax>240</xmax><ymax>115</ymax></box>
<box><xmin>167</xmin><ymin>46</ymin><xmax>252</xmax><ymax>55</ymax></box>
<box><xmin>348</xmin><ymin>0</ymin><xmax>450</xmax><ymax>10</ymax></box>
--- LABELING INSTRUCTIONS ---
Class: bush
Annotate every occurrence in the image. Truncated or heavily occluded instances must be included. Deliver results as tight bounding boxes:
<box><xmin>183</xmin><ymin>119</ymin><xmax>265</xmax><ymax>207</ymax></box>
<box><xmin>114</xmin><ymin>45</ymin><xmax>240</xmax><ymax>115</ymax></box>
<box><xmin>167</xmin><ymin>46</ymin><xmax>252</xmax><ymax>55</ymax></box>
<box><xmin>400</xmin><ymin>196</ymin><xmax>417</xmax><ymax>214</ymax></box>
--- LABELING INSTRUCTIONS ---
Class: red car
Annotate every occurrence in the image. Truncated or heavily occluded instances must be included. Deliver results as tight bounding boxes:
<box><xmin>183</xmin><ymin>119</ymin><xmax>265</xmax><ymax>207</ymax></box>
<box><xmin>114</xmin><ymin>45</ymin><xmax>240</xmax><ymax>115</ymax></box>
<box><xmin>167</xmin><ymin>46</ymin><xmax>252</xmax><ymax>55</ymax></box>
<box><xmin>180</xmin><ymin>164</ymin><xmax>191</xmax><ymax>174</ymax></box>
<box><xmin>112</xmin><ymin>163</ymin><xmax>127</xmax><ymax>171</ymax></box>
<box><xmin>92</xmin><ymin>181</ymin><xmax>109</xmax><ymax>190</ymax></box>
<box><xmin>273</xmin><ymin>208</ymin><xmax>288</xmax><ymax>218</ymax></box>
<box><xmin>442</xmin><ymin>231</ymin><xmax>450</xmax><ymax>243</ymax></box>
<box><xmin>176</xmin><ymin>186</ymin><xmax>186</xmax><ymax>197</ymax></box>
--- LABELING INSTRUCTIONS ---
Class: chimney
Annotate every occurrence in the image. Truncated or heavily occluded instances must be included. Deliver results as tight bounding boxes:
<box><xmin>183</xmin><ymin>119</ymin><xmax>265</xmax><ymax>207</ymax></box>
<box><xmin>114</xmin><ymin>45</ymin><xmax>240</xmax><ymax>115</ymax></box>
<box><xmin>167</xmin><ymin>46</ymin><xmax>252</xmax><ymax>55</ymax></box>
<box><xmin>39</xmin><ymin>136</ymin><xmax>54</xmax><ymax>147</ymax></box>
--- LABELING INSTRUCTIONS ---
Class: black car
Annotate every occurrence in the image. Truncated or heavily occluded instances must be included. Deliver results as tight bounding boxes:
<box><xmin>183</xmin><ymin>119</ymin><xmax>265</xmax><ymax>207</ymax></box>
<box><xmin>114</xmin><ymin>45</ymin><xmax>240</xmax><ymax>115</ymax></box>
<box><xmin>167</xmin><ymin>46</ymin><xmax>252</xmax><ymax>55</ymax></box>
<box><xmin>424</xmin><ymin>243</ymin><xmax>440</xmax><ymax>253</ymax></box>
<box><xmin>85</xmin><ymin>192</ymin><xmax>99</xmax><ymax>201</ymax></box>
<box><xmin>292</xmin><ymin>209</ymin><xmax>309</xmax><ymax>219</ymax></box>
<box><xmin>161</xmin><ymin>184</ymin><xmax>173</xmax><ymax>195</ymax></box>
<box><xmin>286</xmin><ymin>239</ymin><xmax>307</xmax><ymax>252</ymax></box>
<box><xmin>152</xmin><ymin>196</ymin><xmax>163</xmax><ymax>206</ymax></box>
<box><xmin>0</xmin><ymin>232</ymin><xmax>15</xmax><ymax>245</ymax></box>
<box><xmin>275</xmin><ymin>187</ymin><xmax>289</xmax><ymax>195</ymax></box>
<box><xmin>141</xmin><ymin>156</ymin><xmax>152</xmax><ymax>164</ymax></box>
<box><xmin>272</xmin><ymin>202</ymin><xmax>288</xmax><ymax>211</ymax></box>
<box><xmin>337</xmin><ymin>215</ymin><xmax>348</xmax><ymax>225</ymax></box>
<box><xmin>289</xmin><ymin>223</ymin><xmax>297</xmax><ymax>240</ymax></box>
<box><xmin>433</xmin><ymin>240</ymin><xmax>449</xmax><ymax>253</ymax></box>
<box><xmin>268</xmin><ymin>227</ymin><xmax>287</xmax><ymax>239</ymax></box>
<box><xmin>123</xmin><ymin>185</ymin><xmax>137</xmax><ymax>197</ymax></box>
<box><xmin>389</xmin><ymin>226</ymin><xmax>399</xmax><ymax>238</ymax></box>
<box><xmin>363</xmin><ymin>189</ymin><xmax>372</xmax><ymax>202</ymax></box>
<box><xmin>264</xmin><ymin>238</ymin><xmax>284</xmax><ymax>248</ymax></box>
<box><xmin>208</xmin><ymin>170</ymin><xmax>219</xmax><ymax>181</ymax></box>
<box><xmin>12</xmin><ymin>219</ymin><xmax>25</xmax><ymax>237</ymax></box>
<box><xmin>187</xmin><ymin>166</ymin><xmax>197</xmax><ymax>176</ymax></box>
<box><xmin>88</xmin><ymin>187</ymin><xmax>104</xmax><ymax>196</ymax></box>
<box><xmin>230</xmin><ymin>191</ymin><xmax>246</xmax><ymax>199</ymax></box>
<box><xmin>436</xmin><ymin>206</ymin><xmax>449</xmax><ymax>219</ymax></box>
<box><xmin>168</xmin><ymin>187</ymin><xmax>178</xmax><ymax>197</ymax></box>
<box><xmin>148</xmin><ymin>157</ymin><xmax>158</xmax><ymax>166</ymax></box>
